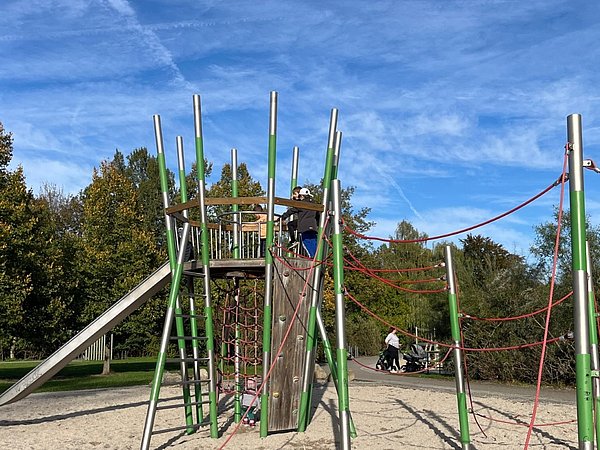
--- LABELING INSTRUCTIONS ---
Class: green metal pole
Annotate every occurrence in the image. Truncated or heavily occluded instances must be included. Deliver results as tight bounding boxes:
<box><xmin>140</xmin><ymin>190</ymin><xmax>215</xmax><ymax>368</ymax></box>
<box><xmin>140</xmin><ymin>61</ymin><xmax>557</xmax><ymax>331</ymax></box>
<box><xmin>444</xmin><ymin>245</ymin><xmax>471</xmax><ymax>449</ymax></box>
<box><xmin>141</xmin><ymin>116</ymin><xmax>193</xmax><ymax>450</ymax></box>
<box><xmin>193</xmin><ymin>94</ymin><xmax>219</xmax><ymax>438</ymax></box>
<box><xmin>230</xmin><ymin>149</ymin><xmax>242</xmax><ymax>423</ymax></box>
<box><xmin>176</xmin><ymin>136</ymin><xmax>201</xmax><ymax>426</ymax></box>
<box><xmin>260</xmin><ymin>91</ymin><xmax>278</xmax><ymax>438</ymax></box>
<box><xmin>331</xmin><ymin>179</ymin><xmax>351</xmax><ymax>449</ymax></box>
<box><xmin>298</xmin><ymin>108</ymin><xmax>338</xmax><ymax>432</ymax></box>
<box><xmin>231</xmin><ymin>148</ymin><xmax>240</xmax><ymax>260</ymax></box>
<box><xmin>585</xmin><ymin>241</ymin><xmax>600</xmax><ymax>450</ymax></box>
<box><xmin>567</xmin><ymin>114</ymin><xmax>594</xmax><ymax>450</ymax></box>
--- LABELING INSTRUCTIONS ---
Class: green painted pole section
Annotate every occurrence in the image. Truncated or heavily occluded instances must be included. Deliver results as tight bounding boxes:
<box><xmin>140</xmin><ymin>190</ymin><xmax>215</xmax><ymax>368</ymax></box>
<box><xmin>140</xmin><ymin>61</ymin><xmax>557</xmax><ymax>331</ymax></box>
<box><xmin>142</xmin><ymin>116</ymin><xmax>192</xmax><ymax>449</ymax></box>
<box><xmin>173</xmin><ymin>137</ymin><xmax>195</xmax><ymax>432</ymax></box>
<box><xmin>177</xmin><ymin>136</ymin><xmax>203</xmax><ymax>424</ymax></box>
<box><xmin>444</xmin><ymin>245</ymin><xmax>471</xmax><ymax>449</ymax></box>
<box><xmin>567</xmin><ymin>113</ymin><xmax>594</xmax><ymax>450</ymax></box>
<box><xmin>332</xmin><ymin>180</ymin><xmax>352</xmax><ymax>448</ymax></box>
<box><xmin>298</xmin><ymin>108</ymin><xmax>338</xmax><ymax>432</ymax></box>
<box><xmin>193</xmin><ymin>94</ymin><xmax>219</xmax><ymax>438</ymax></box>
<box><xmin>585</xmin><ymin>241</ymin><xmax>600</xmax><ymax>450</ymax></box>
<box><xmin>260</xmin><ymin>91</ymin><xmax>278</xmax><ymax>438</ymax></box>
<box><xmin>230</xmin><ymin>149</ymin><xmax>242</xmax><ymax>423</ymax></box>
<box><xmin>231</xmin><ymin>148</ymin><xmax>240</xmax><ymax>260</ymax></box>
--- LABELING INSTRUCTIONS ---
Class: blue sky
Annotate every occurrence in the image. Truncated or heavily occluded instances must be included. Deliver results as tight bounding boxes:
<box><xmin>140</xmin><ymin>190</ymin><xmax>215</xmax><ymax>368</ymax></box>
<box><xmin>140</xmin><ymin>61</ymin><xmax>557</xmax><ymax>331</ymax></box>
<box><xmin>3</xmin><ymin>0</ymin><xmax>600</xmax><ymax>258</ymax></box>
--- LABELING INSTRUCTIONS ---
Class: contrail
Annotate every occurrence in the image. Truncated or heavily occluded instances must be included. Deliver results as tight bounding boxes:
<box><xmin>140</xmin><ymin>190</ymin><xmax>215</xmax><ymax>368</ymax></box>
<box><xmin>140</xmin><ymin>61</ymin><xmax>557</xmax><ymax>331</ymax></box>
<box><xmin>374</xmin><ymin>163</ymin><xmax>423</xmax><ymax>220</ymax></box>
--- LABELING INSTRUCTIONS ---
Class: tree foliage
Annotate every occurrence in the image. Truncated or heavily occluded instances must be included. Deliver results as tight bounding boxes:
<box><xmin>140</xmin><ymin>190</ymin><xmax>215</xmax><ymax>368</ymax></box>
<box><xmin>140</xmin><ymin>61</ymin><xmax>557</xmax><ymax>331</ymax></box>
<box><xmin>2</xmin><ymin>117</ymin><xmax>599</xmax><ymax>387</ymax></box>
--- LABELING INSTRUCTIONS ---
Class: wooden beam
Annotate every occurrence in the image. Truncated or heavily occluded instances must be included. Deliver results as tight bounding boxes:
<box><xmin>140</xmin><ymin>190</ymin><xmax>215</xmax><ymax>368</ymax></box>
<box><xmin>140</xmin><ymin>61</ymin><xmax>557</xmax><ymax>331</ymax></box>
<box><xmin>165</xmin><ymin>196</ymin><xmax>324</xmax><ymax>215</ymax></box>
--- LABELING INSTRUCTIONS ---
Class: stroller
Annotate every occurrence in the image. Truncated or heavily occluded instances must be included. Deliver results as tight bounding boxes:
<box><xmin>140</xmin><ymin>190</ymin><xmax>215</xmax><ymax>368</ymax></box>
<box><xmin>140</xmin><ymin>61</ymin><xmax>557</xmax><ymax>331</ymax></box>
<box><xmin>375</xmin><ymin>349</ymin><xmax>390</xmax><ymax>371</ymax></box>
<box><xmin>401</xmin><ymin>343</ymin><xmax>428</xmax><ymax>373</ymax></box>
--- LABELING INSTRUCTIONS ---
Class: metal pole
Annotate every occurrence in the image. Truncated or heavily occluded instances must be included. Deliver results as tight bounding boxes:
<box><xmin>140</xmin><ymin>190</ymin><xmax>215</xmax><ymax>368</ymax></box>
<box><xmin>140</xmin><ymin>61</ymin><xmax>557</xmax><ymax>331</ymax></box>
<box><xmin>332</xmin><ymin>179</ymin><xmax>351</xmax><ymax>449</ymax></box>
<box><xmin>174</xmin><ymin>136</ymin><xmax>194</xmax><ymax>430</ymax></box>
<box><xmin>568</xmin><ymin>113</ymin><xmax>594</xmax><ymax>449</ymax></box>
<box><xmin>585</xmin><ymin>241</ymin><xmax>600</xmax><ymax>449</ymax></box>
<box><xmin>290</xmin><ymin>146</ymin><xmax>299</xmax><ymax>194</ymax></box>
<box><xmin>444</xmin><ymin>245</ymin><xmax>471</xmax><ymax>450</ymax></box>
<box><xmin>193</xmin><ymin>94</ymin><xmax>219</xmax><ymax>438</ymax></box>
<box><xmin>332</xmin><ymin>131</ymin><xmax>341</xmax><ymax>179</ymax></box>
<box><xmin>298</xmin><ymin>108</ymin><xmax>338</xmax><ymax>431</ymax></box>
<box><xmin>313</xmin><ymin>130</ymin><xmax>356</xmax><ymax>437</ymax></box>
<box><xmin>315</xmin><ymin>308</ymin><xmax>356</xmax><ymax>437</ymax></box>
<box><xmin>141</xmin><ymin>117</ymin><xmax>191</xmax><ymax>449</ymax></box>
<box><xmin>231</xmin><ymin>148</ymin><xmax>242</xmax><ymax>423</ymax></box>
<box><xmin>231</xmin><ymin>148</ymin><xmax>240</xmax><ymax>259</ymax></box>
<box><xmin>260</xmin><ymin>91</ymin><xmax>278</xmax><ymax>437</ymax></box>
<box><xmin>177</xmin><ymin>136</ymin><xmax>204</xmax><ymax>424</ymax></box>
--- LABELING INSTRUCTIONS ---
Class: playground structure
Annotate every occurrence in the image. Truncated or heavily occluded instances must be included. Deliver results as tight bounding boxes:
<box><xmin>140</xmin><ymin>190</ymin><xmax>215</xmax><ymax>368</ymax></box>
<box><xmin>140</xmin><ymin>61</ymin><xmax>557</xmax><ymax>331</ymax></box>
<box><xmin>0</xmin><ymin>105</ymin><xmax>599</xmax><ymax>449</ymax></box>
<box><xmin>139</xmin><ymin>92</ymin><xmax>354</xmax><ymax>449</ymax></box>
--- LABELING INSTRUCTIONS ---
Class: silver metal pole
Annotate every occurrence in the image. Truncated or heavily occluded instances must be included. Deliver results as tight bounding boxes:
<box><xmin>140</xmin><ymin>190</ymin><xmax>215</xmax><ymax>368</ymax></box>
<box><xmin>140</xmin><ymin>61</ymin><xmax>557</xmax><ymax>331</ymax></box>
<box><xmin>332</xmin><ymin>179</ymin><xmax>351</xmax><ymax>449</ymax></box>
<box><xmin>291</xmin><ymin>145</ymin><xmax>299</xmax><ymax>192</ymax></box>
<box><xmin>260</xmin><ymin>91</ymin><xmax>278</xmax><ymax>437</ymax></box>
<box><xmin>444</xmin><ymin>245</ymin><xmax>471</xmax><ymax>449</ymax></box>
<box><xmin>568</xmin><ymin>114</ymin><xmax>594</xmax><ymax>450</ymax></box>
<box><xmin>299</xmin><ymin>109</ymin><xmax>338</xmax><ymax>417</ymax></box>
<box><xmin>586</xmin><ymin>241</ymin><xmax>600</xmax><ymax>450</ymax></box>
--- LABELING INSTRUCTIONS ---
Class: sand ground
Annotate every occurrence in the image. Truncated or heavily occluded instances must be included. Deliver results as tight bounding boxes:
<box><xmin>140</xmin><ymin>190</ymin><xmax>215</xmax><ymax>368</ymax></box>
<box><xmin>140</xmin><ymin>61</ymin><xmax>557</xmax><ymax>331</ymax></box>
<box><xmin>0</xmin><ymin>379</ymin><xmax>580</xmax><ymax>450</ymax></box>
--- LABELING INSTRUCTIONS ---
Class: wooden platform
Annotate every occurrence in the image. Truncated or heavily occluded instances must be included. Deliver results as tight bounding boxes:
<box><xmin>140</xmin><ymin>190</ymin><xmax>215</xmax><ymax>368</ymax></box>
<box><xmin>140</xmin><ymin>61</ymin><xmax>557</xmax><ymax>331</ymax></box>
<box><xmin>183</xmin><ymin>258</ymin><xmax>266</xmax><ymax>279</ymax></box>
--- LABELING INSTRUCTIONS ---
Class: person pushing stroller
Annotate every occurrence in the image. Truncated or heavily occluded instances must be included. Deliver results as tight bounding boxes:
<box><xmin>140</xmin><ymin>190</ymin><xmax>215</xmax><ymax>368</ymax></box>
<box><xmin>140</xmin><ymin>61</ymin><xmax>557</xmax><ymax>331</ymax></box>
<box><xmin>384</xmin><ymin>327</ymin><xmax>400</xmax><ymax>373</ymax></box>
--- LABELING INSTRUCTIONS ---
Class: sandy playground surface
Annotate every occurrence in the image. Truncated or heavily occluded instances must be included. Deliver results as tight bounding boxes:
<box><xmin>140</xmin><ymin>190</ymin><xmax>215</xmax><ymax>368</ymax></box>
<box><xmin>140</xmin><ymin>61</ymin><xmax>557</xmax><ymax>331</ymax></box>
<box><xmin>0</xmin><ymin>379</ymin><xmax>581</xmax><ymax>450</ymax></box>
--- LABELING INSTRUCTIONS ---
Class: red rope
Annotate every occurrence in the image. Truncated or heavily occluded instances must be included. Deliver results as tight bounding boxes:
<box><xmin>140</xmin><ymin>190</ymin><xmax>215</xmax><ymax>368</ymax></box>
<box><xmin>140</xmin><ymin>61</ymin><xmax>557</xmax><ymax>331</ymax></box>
<box><xmin>218</xmin><ymin>217</ymin><xmax>330</xmax><ymax>449</ymax></box>
<box><xmin>345</xmin><ymin>289</ymin><xmax>567</xmax><ymax>352</ymax></box>
<box><xmin>344</xmin><ymin>178</ymin><xmax>560</xmax><ymax>244</ymax></box>
<box><xmin>350</xmin><ymin>348</ymin><xmax>453</xmax><ymax>375</ymax></box>
<box><xmin>462</xmin><ymin>291</ymin><xmax>572</xmax><ymax>322</ymax></box>
<box><xmin>344</xmin><ymin>248</ymin><xmax>448</xmax><ymax>294</ymax></box>
<box><xmin>524</xmin><ymin>149</ymin><xmax>569</xmax><ymax>449</ymax></box>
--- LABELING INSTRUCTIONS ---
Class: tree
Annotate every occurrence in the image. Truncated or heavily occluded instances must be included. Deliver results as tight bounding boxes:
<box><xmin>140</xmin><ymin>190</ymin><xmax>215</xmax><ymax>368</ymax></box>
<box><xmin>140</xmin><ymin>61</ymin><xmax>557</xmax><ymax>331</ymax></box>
<box><xmin>0</xmin><ymin>123</ymin><xmax>74</xmax><ymax>358</ymax></box>
<box><xmin>79</xmin><ymin>160</ymin><xmax>162</xmax><ymax>354</ymax></box>
<box><xmin>206</xmin><ymin>162</ymin><xmax>263</xmax><ymax>221</ymax></box>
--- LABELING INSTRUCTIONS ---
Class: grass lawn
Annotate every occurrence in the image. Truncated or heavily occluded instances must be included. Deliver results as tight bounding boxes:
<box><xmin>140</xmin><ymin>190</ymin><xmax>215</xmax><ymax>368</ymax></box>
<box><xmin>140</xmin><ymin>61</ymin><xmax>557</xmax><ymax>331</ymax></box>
<box><xmin>0</xmin><ymin>359</ymin><xmax>260</xmax><ymax>395</ymax></box>
<box><xmin>0</xmin><ymin>357</ymin><xmax>179</xmax><ymax>394</ymax></box>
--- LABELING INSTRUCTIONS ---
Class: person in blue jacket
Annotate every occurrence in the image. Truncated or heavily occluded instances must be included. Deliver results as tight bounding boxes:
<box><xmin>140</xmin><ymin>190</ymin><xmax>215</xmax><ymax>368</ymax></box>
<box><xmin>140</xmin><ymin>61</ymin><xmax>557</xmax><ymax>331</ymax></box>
<box><xmin>280</xmin><ymin>187</ymin><xmax>320</xmax><ymax>257</ymax></box>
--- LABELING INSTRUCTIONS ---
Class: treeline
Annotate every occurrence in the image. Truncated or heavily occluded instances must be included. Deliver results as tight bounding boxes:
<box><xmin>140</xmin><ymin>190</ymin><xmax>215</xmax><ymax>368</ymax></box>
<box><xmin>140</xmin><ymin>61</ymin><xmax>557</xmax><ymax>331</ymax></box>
<box><xmin>1</xmin><ymin>122</ymin><xmax>597</xmax><ymax>385</ymax></box>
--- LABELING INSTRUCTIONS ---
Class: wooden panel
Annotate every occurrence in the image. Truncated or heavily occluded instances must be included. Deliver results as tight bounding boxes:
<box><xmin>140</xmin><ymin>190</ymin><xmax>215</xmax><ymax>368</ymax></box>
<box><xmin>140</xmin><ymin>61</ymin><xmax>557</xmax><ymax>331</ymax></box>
<box><xmin>267</xmin><ymin>258</ymin><xmax>314</xmax><ymax>432</ymax></box>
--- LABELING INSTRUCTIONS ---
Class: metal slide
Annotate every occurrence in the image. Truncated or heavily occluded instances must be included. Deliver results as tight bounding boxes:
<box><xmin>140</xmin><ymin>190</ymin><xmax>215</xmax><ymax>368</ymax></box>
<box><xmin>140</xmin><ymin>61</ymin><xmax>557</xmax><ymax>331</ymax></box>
<box><xmin>0</xmin><ymin>261</ymin><xmax>172</xmax><ymax>407</ymax></box>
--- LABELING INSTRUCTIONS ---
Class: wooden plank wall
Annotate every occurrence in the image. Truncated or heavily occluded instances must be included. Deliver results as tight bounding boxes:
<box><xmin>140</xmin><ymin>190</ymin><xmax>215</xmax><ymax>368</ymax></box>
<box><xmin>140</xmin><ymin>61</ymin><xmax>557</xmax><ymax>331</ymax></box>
<box><xmin>267</xmin><ymin>257</ymin><xmax>315</xmax><ymax>432</ymax></box>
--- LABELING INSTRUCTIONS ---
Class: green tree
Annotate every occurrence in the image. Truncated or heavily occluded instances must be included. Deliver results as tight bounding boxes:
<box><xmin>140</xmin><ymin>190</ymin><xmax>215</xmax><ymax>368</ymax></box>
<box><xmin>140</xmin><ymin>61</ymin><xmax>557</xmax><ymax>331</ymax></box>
<box><xmin>79</xmin><ymin>160</ymin><xmax>162</xmax><ymax>353</ymax></box>
<box><xmin>0</xmin><ymin>123</ymin><xmax>74</xmax><ymax>358</ymax></box>
<box><xmin>207</xmin><ymin>162</ymin><xmax>263</xmax><ymax>221</ymax></box>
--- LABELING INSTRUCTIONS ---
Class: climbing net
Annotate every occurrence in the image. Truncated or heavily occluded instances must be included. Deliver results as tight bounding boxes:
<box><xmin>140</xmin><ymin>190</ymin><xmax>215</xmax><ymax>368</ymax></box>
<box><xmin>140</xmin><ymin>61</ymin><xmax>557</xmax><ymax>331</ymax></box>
<box><xmin>213</xmin><ymin>279</ymin><xmax>264</xmax><ymax>394</ymax></box>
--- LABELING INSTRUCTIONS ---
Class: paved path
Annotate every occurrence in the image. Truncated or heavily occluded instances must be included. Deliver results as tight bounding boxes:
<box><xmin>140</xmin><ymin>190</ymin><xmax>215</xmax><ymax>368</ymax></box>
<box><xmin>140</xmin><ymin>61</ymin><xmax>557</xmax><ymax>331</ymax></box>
<box><xmin>349</xmin><ymin>356</ymin><xmax>576</xmax><ymax>405</ymax></box>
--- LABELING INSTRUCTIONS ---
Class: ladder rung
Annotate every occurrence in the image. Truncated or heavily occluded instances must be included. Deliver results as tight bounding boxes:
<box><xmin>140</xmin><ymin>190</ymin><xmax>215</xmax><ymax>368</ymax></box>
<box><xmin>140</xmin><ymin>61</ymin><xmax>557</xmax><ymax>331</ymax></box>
<box><xmin>151</xmin><ymin>423</ymin><xmax>205</xmax><ymax>436</ymax></box>
<box><xmin>174</xmin><ymin>313</ymin><xmax>204</xmax><ymax>319</ymax></box>
<box><xmin>166</xmin><ymin>357</ymin><xmax>210</xmax><ymax>363</ymax></box>
<box><xmin>156</xmin><ymin>399</ymin><xmax>211</xmax><ymax>411</ymax></box>
<box><xmin>182</xmin><ymin>270</ymin><xmax>205</xmax><ymax>277</ymax></box>
<box><xmin>180</xmin><ymin>290</ymin><xmax>208</xmax><ymax>297</ymax></box>
<box><xmin>160</xmin><ymin>393</ymin><xmax>210</xmax><ymax>403</ymax></box>
<box><xmin>169</xmin><ymin>336</ymin><xmax>209</xmax><ymax>341</ymax></box>
<box><xmin>162</xmin><ymin>379</ymin><xmax>211</xmax><ymax>387</ymax></box>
